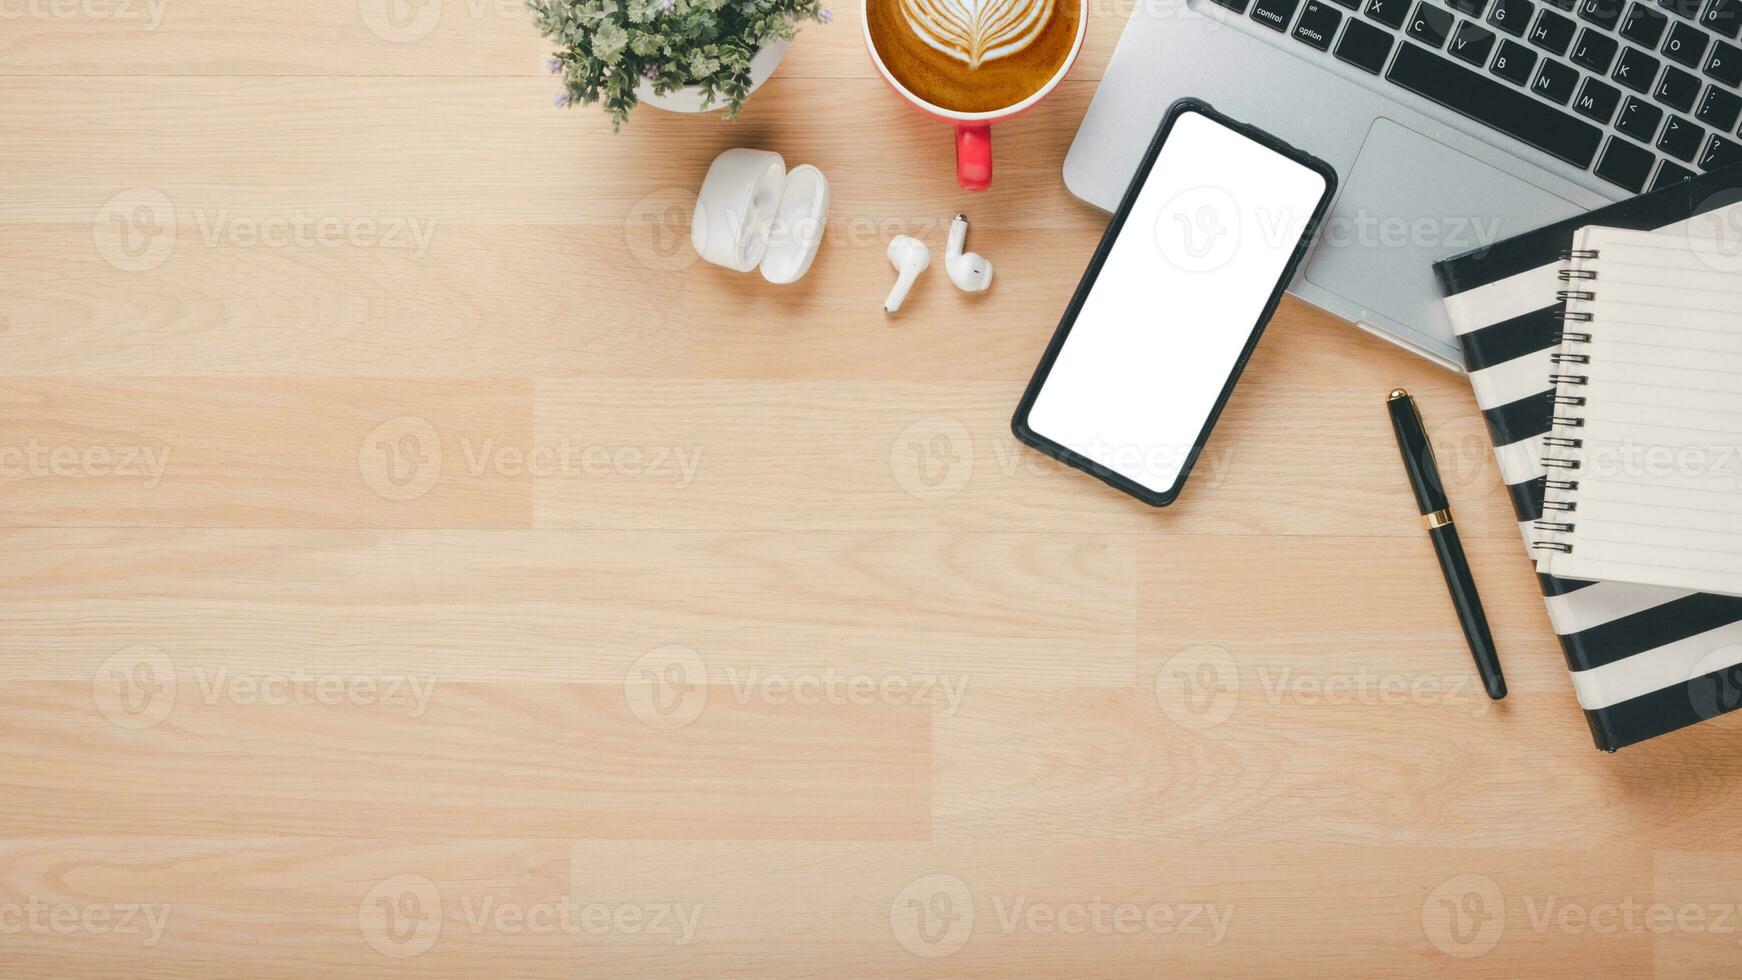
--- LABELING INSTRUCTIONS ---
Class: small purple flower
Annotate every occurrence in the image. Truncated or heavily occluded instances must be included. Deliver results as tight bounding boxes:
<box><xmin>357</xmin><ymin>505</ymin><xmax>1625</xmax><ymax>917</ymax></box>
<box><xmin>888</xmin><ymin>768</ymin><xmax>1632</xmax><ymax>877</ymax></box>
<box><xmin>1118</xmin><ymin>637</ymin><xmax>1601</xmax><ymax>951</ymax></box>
<box><xmin>642</xmin><ymin>63</ymin><xmax>659</xmax><ymax>80</ymax></box>
<box><xmin>553</xmin><ymin>91</ymin><xmax>571</xmax><ymax>108</ymax></box>
<box><xmin>817</xmin><ymin>7</ymin><xmax>833</xmax><ymax>22</ymax></box>
<box><xmin>656</xmin><ymin>0</ymin><xmax>675</xmax><ymax>12</ymax></box>
<box><xmin>547</xmin><ymin>57</ymin><xmax>561</xmax><ymax>74</ymax></box>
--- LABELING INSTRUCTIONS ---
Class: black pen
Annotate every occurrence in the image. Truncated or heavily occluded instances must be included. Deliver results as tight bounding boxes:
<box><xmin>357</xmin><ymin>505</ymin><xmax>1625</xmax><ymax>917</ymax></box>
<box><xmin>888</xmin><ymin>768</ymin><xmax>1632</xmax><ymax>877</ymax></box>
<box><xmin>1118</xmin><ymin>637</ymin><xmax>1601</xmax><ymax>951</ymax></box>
<box><xmin>1386</xmin><ymin>389</ymin><xmax>1506</xmax><ymax>701</ymax></box>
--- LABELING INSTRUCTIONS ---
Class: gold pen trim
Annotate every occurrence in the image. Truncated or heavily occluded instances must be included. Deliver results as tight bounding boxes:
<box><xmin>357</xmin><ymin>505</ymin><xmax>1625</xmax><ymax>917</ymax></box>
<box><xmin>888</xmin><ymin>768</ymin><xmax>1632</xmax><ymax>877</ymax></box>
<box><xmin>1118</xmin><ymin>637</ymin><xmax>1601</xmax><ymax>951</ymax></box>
<box><xmin>1423</xmin><ymin>509</ymin><xmax>1453</xmax><ymax>530</ymax></box>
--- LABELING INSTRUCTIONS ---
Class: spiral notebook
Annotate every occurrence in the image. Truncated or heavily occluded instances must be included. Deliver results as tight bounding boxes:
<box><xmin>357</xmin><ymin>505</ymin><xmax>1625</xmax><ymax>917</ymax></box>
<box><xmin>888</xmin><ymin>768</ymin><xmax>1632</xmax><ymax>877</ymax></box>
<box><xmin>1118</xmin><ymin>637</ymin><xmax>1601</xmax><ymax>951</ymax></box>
<box><xmin>1533</xmin><ymin>226</ymin><xmax>1742</xmax><ymax>598</ymax></box>
<box><xmin>1435</xmin><ymin>165</ymin><xmax>1742</xmax><ymax>751</ymax></box>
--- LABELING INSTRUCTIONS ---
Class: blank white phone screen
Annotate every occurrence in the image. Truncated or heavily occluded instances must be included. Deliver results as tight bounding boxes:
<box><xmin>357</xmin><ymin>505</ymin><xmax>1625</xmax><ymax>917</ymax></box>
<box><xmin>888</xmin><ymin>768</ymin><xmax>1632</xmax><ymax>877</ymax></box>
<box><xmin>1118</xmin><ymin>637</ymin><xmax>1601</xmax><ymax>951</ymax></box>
<box><xmin>1026</xmin><ymin>110</ymin><xmax>1327</xmax><ymax>497</ymax></box>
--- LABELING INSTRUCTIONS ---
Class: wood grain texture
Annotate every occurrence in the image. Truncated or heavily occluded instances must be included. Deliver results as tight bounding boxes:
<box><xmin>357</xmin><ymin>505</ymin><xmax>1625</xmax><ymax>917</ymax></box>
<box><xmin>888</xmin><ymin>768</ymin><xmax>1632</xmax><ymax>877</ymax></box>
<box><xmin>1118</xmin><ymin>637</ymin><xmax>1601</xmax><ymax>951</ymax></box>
<box><xmin>0</xmin><ymin>3</ymin><xmax>1732</xmax><ymax>977</ymax></box>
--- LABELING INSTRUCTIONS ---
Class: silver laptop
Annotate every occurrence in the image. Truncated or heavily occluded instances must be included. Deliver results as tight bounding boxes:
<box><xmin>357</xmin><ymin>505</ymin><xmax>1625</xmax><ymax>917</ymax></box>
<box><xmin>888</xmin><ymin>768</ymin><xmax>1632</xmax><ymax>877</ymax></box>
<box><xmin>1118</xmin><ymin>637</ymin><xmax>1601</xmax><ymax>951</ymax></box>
<box><xmin>1065</xmin><ymin>0</ymin><xmax>1734</xmax><ymax>368</ymax></box>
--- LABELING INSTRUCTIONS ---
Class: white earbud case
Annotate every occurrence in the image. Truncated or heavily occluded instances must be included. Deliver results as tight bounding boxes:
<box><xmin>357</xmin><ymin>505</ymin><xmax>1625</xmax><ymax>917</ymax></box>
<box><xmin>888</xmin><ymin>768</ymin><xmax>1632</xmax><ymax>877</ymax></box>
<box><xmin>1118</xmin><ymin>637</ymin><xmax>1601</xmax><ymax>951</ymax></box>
<box><xmin>691</xmin><ymin>148</ymin><xmax>830</xmax><ymax>285</ymax></box>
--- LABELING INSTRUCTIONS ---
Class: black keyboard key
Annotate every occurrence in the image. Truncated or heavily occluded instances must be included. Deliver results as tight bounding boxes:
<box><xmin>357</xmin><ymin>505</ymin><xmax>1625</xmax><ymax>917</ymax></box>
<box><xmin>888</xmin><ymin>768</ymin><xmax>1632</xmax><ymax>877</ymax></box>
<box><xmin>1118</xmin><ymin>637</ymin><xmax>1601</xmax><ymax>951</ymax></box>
<box><xmin>1366</xmin><ymin>0</ymin><xmax>1411</xmax><ymax>26</ymax></box>
<box><xmin>1450</xmin><ymin>20</ymin><xmax>1500</xmax><ymax>61</ymax></box>
<box><xmin>1451</xmin><ymin>0</ymin><xmax>1489</xmax><ymax>12</ymax></box>
<box><xmin>1544</xmin><ymin>0</ymin><xmax>1575</xmax><ymax>10</ymax></box>
<box><xmin>1489</xmin><ymin>0</ymin><xmax>1536</xmax><ymax>32</ymax></box>
<box><xmin>1294</xmin><ymin>0</ymin><xmax>1344</xmax><ymax>46</ymax></box>
<box><xmin>1494</xmin><ymin>37</ymin><xmax>1541</xmax><ymax>80</ymax></box>
<box><xmin>1336</xmin><ymin>17</ymin><xmax>1397</xmax><ymax>70</ymax></box>
<box><xmin>1658</xmin><ymin>65</ymin><xmax>1702</xmax><ymax>108</ymax></box>
<box><xmin>1617</xmin><ymin>95</ymin><xmax>1667</xmax><ymax>137</ymax></box>
<box><xmin>1613</xmin><ymin>45</ymin><xmax>1662</xmax><ymax>90</ymax></box>
<box><xmin>1652</xmin><ymin>159</ymin><xmax>1699</xmax><ymax>186</ymax></box>
<box><xmin>1706</xmin><ymin>39</ymin><xmax>1742</xmax><ymax>83</ymax></box>
<box><xmin>1532</xmin><ymin>57</ymin><xmax>1581</xmax><ymax>100</ymax></box>
<box><xmin>1701</xmin><ymin>131</ymin><xmax>1742</xmax><ymax>167</ymax></box>
<box><xmin>1577</xmin><ymin>0</ymin><xmax>1625</xmax><ymax>27</ymax></box>
<box><xmin>1659</xmin><ymin>113</ymin><xmax>1705</xmax><ymax>156</ymax></box>
<box><xmin>1697</xmin><ymin>84</ymin><xmax>1742</xmax><ymax>128</ymax></box>
<box><xmin>1621</xmin><ymin>2</ymin><xmax>1670</xmax><ymax>41</ymax></box>
<box><xmin>1211</xmin><ymin>0</ymin><xmax>1252</xmax><ymax>11</ymax></box>
<box><xmin>1659</xmin><ymin>0</ymin><xmax>1701</xmax><ymax>18</ymax></box>
<box><xmin>1571</xmin><ymin>28</ymin><xmax>1620</xmax><ymax>69</ymax></box>
<box><xmin>1595</xmin><ymin>136</ymin><xmax>1655</xmax><ymax>189</ymax></box>
<box><xmin>1409</xmin><ymin>2</ymin><xmax>1457</xmax><ymax>43</ymax></box>
<box><xmin>1702</xmin><ymin>0</ymin><xmax>1742</xmax><ymax>37</ymax></box>
<box><xmin>1574</xmin><ymin>76</ymin><xmax>1624</xmax><ymax>119</ymax></box>
<box><xmin>1663</xmin><ymin>20</ymin><xmax>1710</xmax><ymax>65</ymax></box>
<box><xmin>1328</xmin><ymin>0</ymin><xmax>1360</xmax><ymax>9</ymax></box>
<box><xmin>1530</xmin><ymin>9</ymin><xmax>1577</xmax><ymax>51</ymax></box>
<box><xmin>1252</xmin><ymin>0</ymin><xmax>1302</xmax><ymax>30</ymax></box>
<box><xmin>1388</xmin><ymin>42</ymin><xmax>1602</xmax><ymax>164</ymax></box>
<box><xmin>1486</xmin><ymin>0</ymin><xmax>1540</xmax><ymax>32</ymax></box>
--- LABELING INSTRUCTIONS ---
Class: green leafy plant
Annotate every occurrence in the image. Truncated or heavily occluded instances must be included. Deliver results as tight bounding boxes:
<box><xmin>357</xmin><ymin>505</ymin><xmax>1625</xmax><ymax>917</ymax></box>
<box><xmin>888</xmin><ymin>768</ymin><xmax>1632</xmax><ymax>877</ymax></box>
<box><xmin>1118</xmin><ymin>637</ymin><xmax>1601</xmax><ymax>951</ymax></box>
<box><xmin>532</xmin><ymin>0</ymin><xmax>828</xmax><ymax>129</ymax></box>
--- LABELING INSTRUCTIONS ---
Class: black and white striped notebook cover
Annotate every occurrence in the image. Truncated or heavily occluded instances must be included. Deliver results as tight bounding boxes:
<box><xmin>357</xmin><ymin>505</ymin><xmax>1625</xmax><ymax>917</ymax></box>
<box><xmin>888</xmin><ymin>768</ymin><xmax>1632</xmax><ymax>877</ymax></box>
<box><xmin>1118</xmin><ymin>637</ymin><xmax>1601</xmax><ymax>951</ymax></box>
<box><xmin>1434</xmin><ymin>167</ymin><xmax>1742</xmax><ymax>751</ymax></box>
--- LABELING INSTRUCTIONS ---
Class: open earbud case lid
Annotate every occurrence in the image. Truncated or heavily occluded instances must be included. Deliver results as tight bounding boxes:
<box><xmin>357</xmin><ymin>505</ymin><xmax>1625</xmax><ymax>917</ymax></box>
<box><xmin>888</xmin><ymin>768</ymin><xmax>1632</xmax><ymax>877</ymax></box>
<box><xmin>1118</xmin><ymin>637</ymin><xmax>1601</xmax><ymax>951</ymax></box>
<box><xmin>691</xmin><ymin>148</ymin><xmax>830</xmax><ymax>285</ymax></box>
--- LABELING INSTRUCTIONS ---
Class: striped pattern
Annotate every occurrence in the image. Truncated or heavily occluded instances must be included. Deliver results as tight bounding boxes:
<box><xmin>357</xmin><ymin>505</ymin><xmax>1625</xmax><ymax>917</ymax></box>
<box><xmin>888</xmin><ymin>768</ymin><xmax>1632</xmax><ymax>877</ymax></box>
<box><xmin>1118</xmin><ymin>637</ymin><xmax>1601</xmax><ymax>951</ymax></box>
<box><xmin>1434</xmin><ymin>166</ymin><xmax>1742</xmax><ymax>751</ymax></box>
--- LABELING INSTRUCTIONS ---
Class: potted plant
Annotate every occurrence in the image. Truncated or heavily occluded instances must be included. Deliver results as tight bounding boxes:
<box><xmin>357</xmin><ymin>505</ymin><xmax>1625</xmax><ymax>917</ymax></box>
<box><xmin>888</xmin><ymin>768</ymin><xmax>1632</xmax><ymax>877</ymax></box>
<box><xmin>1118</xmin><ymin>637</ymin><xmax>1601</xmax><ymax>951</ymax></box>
<box><xmin>532</xmin><ymin>0</ymin><xmax>830</xmax><ymax>129</ymax></box>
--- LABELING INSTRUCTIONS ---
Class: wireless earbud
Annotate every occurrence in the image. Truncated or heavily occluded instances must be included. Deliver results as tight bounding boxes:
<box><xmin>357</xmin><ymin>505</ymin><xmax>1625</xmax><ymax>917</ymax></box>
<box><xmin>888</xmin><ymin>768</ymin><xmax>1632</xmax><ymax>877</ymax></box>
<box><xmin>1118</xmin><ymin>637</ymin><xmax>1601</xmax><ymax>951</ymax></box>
<box><xmin>884</xmin><ymin>235</ymin><xmax>931</xmax><ymax>315</ymax></box>
<box><xmin>944</xmin><ymin>213</ymin><xmax>993</xmax><ymax>293</ymax></box>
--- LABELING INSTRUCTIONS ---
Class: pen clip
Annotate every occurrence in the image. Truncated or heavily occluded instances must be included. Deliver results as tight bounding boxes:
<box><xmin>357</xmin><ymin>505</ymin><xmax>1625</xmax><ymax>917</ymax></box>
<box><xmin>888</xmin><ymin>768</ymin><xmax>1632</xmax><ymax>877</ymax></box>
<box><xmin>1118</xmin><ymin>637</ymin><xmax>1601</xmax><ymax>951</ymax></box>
<box><xmin>1387</xmin><ymin>389</ymin><xmax>1450</xmax><ymax>515</ymax></box>
<box><xmin>1392</xmin><ymin>390</ymin><xmax>1441</xmax><ymax>471</ymax></box>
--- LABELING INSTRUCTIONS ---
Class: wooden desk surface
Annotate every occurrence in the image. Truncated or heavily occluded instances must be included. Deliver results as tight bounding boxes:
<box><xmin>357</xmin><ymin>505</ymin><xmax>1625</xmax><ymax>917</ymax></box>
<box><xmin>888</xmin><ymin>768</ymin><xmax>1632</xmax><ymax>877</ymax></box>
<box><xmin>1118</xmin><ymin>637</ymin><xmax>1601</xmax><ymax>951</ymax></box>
<box><xmin>4</xmin><ymin>3</ymin><xmax>1741</xmax><ymax>976</ymax></box>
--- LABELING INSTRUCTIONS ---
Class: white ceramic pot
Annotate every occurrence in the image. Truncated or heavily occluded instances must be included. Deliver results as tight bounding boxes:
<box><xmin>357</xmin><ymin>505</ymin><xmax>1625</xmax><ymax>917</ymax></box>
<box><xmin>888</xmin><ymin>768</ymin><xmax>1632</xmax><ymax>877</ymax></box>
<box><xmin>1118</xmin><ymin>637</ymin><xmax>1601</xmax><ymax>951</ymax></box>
<box><xmin>635</xmin><ymin>39</ymin><xmax>791</xmax><ymax>114</ymax></box>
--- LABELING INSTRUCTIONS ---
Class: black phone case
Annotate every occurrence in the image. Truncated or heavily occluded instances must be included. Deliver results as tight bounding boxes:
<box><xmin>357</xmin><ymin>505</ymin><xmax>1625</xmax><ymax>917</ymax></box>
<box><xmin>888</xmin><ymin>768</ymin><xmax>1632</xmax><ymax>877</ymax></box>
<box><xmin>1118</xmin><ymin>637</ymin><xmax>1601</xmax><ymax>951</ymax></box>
<box><xmin>1010</xmin><ymin>97</ymin><xmax>1339</xmax><ymax>507</ymax></box>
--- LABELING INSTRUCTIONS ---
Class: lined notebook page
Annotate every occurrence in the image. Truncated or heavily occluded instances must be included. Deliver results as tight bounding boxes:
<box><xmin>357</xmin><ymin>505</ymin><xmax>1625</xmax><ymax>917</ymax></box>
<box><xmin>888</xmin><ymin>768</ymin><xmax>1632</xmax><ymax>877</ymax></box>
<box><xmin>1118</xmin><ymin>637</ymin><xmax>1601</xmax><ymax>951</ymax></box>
<box><xmin>1536</xmin><ymin>225</ymin><xmax>1742</xmax><ymax>597</ymax></box>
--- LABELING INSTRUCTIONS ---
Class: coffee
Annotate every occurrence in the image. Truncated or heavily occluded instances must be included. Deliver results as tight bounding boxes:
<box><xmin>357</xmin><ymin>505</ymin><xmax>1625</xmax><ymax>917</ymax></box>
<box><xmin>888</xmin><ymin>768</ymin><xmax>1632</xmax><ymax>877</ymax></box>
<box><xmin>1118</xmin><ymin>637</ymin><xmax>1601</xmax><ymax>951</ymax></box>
<box><xmin>867</xmin><ymin>0</ymin><xmax>1080</xmax><ymax>114</ymax></box>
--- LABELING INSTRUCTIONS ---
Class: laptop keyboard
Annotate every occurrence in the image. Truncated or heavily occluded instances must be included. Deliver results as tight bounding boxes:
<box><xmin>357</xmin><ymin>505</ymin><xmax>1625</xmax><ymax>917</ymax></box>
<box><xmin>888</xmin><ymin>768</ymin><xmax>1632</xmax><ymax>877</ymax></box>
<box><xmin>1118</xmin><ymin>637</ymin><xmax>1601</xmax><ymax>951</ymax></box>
<box><xmin>1212</xmin><ymin>0</ymin><xmax>1742</xmax><ymax>192</ymax></box>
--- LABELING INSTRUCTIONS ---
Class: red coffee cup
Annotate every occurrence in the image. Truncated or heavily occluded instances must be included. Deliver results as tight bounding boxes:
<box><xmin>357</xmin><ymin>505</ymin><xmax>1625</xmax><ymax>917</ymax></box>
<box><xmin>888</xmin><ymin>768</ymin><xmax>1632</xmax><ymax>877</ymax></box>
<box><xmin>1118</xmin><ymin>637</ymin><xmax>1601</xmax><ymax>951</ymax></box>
<box><xmin>861</xmin><ymin>0</ymin><xmax>1088</xmax><ymax>190</ymax></box>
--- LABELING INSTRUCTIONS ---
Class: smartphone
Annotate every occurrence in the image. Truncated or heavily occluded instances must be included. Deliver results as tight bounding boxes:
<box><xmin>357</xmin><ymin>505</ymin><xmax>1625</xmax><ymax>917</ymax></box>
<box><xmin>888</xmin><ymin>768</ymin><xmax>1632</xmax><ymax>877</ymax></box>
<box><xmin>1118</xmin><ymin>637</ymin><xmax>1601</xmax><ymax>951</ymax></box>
<box><xmin>1012</xmin><ymin>99</ymin><xmax>1337</xmax><ymax>507</ymax></box>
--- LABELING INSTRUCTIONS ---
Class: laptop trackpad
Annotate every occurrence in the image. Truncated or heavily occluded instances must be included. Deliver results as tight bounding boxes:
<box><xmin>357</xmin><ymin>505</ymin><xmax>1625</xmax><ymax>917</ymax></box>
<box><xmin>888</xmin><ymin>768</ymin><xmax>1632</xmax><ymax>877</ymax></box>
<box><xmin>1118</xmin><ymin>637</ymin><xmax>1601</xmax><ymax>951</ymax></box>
<box><xmin>1304</xmin><ymin>117</ymin><xmax>1583</xmax><ymax>333</ymax></box>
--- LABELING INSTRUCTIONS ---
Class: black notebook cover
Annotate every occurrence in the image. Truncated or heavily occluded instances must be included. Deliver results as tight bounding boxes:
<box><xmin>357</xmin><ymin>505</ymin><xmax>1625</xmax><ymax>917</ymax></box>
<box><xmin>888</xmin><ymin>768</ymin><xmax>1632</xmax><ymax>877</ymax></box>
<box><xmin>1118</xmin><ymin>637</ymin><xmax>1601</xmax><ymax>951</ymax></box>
<box><xmin>1433</xmin><ymin>166</ymin><xmax>1742</xmax><ymax>751</ymax></box>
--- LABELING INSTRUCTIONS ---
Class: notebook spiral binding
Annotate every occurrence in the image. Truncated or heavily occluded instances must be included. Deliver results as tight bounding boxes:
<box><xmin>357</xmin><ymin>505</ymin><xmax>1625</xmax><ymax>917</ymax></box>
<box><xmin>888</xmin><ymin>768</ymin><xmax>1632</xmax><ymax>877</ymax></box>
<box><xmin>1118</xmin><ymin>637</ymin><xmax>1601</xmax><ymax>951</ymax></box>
<box><xmin>1533</xmin><ymin>255</ymin><xmax>1598</xmax><ymax>556</ymax></box>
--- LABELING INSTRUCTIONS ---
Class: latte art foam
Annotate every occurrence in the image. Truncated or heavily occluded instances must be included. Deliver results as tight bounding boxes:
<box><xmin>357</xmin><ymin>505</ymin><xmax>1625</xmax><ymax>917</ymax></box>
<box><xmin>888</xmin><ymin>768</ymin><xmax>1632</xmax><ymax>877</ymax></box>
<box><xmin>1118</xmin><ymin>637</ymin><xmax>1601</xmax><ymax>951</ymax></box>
<box><xmin>898</xmin><ymin>0</ymin><xmax>1058</xmax><ymax>69</ymax></box>
<box><xmin>867</xmin><ymin>0</ymin><xmax>1080</xmax><ymax>113</ymax></box>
